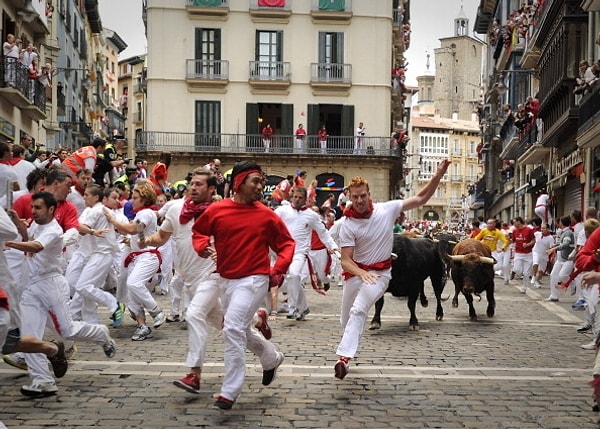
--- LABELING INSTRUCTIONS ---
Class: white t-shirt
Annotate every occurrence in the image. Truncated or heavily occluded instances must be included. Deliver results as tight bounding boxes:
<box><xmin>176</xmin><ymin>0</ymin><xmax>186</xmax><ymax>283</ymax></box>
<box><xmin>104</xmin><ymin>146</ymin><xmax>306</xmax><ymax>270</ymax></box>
<box><xmin>0</xmin><ymin>164</ymin><xmax>19</xmax><ymax>207</ymax></box>
<box><xmin>77</xmin><ymin>202</ymin><xmax>117</xmax><ymax>255</ymax></box>
<box><xmin>27</xmin><ymin>218</ymin><xmax>64</xmax><ymax>280</ymax></box>
<box><xmin>532</xmin><ymin>231</ymin><xmax>554</xmax><ymax>256</ymax></box>
<box><xmin>130</xmin><ymin>208</ymin><xmax>158</xmax><ymax>252</ymax></box>
<box><xmin>275</xmin><ymin>204</ymin><xmax>336</xmax><ymax>255</ymax></box>
<box><xmin>67</xmin><ymin>186</ymin><xmax>86</xmax><ymax>216</ymax></box>
<box><xmin>12</xmin><ymin>159</ymin><xmax>35</xmax><ymax>193</ymax></box>
<box><xmin>339</xmin><ymin>200</ymin><xmax>403</xmax><ymax>265</ymax></box>
<box><xmin>160</xmin><ymin>199</ymin><xmax>214</xmax><ymax>285</ymax></box>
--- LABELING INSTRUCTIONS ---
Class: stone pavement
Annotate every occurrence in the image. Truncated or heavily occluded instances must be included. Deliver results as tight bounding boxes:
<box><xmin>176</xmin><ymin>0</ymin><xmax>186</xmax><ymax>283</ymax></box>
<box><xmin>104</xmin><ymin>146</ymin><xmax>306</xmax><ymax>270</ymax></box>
<box><xmin>1</xmin><ymin>277</ymin><xmax>600</xmax><ymax>428</ymax></box>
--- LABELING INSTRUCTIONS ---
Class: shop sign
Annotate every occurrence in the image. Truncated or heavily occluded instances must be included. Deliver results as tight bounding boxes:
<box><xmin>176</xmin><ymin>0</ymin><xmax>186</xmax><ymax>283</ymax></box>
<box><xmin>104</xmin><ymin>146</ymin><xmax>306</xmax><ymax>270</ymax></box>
<box><xmin>553</xmin><ymin>149</ymin><xmax>583</xmax><ymax>178</ymax></box>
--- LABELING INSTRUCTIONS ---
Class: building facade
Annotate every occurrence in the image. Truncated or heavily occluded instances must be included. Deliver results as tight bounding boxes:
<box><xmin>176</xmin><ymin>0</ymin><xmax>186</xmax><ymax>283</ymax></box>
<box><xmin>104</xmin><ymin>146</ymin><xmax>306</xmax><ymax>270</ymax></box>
<box><xmin>474</xmin><ymin>0</ymin><xmax>598</xmax><ymax>225</ymax></box>
<box><xmin>140</xmin><ymin>0</ymin><xmax>411</xmax><ymax>202</ymax></box>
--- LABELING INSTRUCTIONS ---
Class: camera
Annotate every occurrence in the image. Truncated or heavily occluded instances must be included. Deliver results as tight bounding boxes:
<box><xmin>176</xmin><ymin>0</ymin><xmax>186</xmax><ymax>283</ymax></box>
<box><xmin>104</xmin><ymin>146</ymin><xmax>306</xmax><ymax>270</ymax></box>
<box><xmin>123</xmin><ymin>158</ymin><xmax>132</xmax><ymax>164</ymax></box>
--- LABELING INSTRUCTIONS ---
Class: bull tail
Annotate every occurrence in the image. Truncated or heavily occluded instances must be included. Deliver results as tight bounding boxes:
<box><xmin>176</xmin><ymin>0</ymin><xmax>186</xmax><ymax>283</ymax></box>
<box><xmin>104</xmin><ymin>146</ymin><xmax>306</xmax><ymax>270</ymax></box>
<box><xmin>474</xmin><ymin>292</ymin><xmax>482</xmax><ymax>302</ymax></box>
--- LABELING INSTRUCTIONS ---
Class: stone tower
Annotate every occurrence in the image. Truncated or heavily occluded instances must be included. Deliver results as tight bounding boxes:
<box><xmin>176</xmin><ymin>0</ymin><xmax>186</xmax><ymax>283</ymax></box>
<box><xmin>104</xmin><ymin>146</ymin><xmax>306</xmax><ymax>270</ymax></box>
<box><xmin>416</xmin><ymin>53</ymin><xmax>436</xmax><ymax>116</ymax></box>
<box><xmin>432</xmin><ymin>4</ymin><xmax>483</xmax><ymax>121</ymax></box>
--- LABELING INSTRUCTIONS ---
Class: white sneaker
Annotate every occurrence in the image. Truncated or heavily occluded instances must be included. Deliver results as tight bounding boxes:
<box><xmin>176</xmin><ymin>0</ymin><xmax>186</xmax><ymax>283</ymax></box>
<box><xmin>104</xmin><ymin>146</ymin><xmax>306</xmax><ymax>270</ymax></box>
<box><xmin>533</xmin><ymin>281</ymin><xmax>542</xmax><ymax>289</ymax></box>
<box><xmin>520</xmin><ymin>286</ymin><xmax>527</xmax><ymax>294</ymax></box>
<box><xmin>153</xmin><ymin>310</ymin><xmax>167</xmax><ymax>328</ymax></box>
<box><xmin>581</xmin><ymin>341</ymin><xmax>597</xmax><ymax>350</ymax></box>
<box><xmin>20</xmin><ymin>381</ymin><xmax>58</xmax><ymax>396</ymax></box>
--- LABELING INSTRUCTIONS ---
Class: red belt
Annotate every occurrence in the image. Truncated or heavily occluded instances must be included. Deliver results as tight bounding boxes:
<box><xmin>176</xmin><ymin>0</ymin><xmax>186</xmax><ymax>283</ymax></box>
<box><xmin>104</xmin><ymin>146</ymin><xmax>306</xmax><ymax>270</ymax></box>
<box><xmin>343</xmin><ymin>259</ymin><xmax>392</xmax><ymax>280</ymax></box>
<box><xmin>124</xmin><ymin>248</ymin><xmax>162</xmax><ymax>272</ymax></box>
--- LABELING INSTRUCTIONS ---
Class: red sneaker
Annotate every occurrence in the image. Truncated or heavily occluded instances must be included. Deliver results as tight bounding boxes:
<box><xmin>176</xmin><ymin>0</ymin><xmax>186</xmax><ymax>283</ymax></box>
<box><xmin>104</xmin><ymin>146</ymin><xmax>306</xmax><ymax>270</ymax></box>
<box><xmin>334</xmin><ymin>357</ymin><xmax>349</xmax><ymax>380</ymax></box>
<box><xmin>173</xmin><ymin>373</ymin><xmax>200</xmax><ymax>394</ymax></box>
<box><xmin>214</xmin><ymin>395</ymin><xmax>235</xmax><ymax>410</ymax></box>
<box><xmin>256</xmin><ymin>308</ymin><xmax>272</xmax><ymax>340</ymax></box>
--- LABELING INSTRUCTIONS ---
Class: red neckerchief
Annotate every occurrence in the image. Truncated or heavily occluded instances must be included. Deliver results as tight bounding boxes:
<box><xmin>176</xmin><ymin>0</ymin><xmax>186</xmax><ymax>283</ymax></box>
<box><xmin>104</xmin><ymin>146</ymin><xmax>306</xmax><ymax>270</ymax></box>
<box><xmin>132</xmin><ymin>204</ymin><xmax>158</xmax><ymax>214</ymax></box>
<box><xmin>293</xmin><ymin>204</ymin><xmax>309</xmax><ymax>212</ymax></box>
<box><xmin>0</xmin><ymin>159</ymin><xmax>10</xmax><ymax>165</ymax></box>
<box><xmin>75</xmin><ymin>184</ymin><xmax>85</xmax><ymax>195</ymax></box>
<box><xmin>179</xmin><ymin>197</ymin><xmax>212</xmax><ymax>224</ymax></box>
<box><xmin>9</xmin><ymin>157</ymin><xmax>20</xmax><ymax>166</ymax></box>
<box><xmin>344</xmin><ymin>201</ymin><xmax>374</xmax><ymax>219</ymax></box>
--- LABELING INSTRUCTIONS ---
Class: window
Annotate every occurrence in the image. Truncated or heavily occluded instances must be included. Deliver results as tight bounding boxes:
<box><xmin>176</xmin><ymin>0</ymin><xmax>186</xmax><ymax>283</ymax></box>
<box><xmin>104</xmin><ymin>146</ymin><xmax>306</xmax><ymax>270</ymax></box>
<box><xmin>195</xmin><ymin>28</ymin><xmax>221</xmax><ymax>76</ymax></box>
<box><xmin>254</xmin><ymin>31</ymin><xmax>283</xmax><ymax>77</ymax></box>
<box><xmin>453</xmin><ymin>139</ymin><xmax>460</xmax><ymax>154</ymax></box>
<box><xmin>317</xmin><ymin>32</ymin><xmax>344</xmax><ymax>79</ymax></box>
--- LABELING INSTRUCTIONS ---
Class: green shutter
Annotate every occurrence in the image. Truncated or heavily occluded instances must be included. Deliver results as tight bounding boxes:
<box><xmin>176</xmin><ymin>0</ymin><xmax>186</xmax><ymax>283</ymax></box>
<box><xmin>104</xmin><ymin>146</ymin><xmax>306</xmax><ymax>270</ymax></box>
<box><xmin>319</xmin><ymin>0</ymin><xmax>345</xmax><ymax>11</ymax></box>
<box><xmin>307</xmin><ymin>104</ymin><xmax>320</xmax><ymax>136</ymax></box>
<box><xmin>195</xmin><ymin>0</ymin><xmax>222</xmax><ymax>6</ymax></box>
<box><xmin>341</xmin><ymin>105</ymin><xmax>354</xmax><ymax>136</ymax></box>
<box><xmin>246</xmin><ymin>103</ymin><xmax>260</xmax><ymax>150</ymax></box>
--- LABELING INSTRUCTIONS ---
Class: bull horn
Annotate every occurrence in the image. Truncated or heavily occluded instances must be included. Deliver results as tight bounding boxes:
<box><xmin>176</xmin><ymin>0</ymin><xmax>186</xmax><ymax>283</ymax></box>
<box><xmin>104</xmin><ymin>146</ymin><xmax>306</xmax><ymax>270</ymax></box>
<box><xmin>449</xmin><ymin>255</ymin><xmax>465</xmax><ymax>262</ymax></box>
<box><xmin>479</xmin><ymin>256</ymin><xmax>495</xmax><ymax>264</ymax></box>
<box><xmin>448</xmin><ymin>240</ymin><xmax>457</xmax><ymax>245</ymax></box>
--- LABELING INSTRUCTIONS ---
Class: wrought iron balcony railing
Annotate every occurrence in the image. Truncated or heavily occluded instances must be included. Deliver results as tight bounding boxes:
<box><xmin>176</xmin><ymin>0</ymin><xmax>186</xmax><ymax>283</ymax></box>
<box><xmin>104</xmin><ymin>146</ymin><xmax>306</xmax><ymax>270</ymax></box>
<box><xmin>136</xmin><ymin>131</ymin><xmax>401</xmax><ymax>157</ymax></box>
<box><xmin>249</xmin><ymin>61</ymin><xmax>290</xmax><ymax>81</ymax></box>
<box><xmin>186</xmin><ymin>59</ymin><xmax>229</xmax><ymax>80</ymax></box>
<box><xmin>310</xmin><ymin>63</ymin><xmax>351</xmax><ymax>83</ymax></box>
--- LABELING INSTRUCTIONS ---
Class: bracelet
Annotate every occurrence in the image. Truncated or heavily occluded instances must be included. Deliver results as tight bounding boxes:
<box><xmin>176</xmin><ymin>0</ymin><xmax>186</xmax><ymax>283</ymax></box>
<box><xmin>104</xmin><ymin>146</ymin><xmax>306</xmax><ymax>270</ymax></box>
<box><xmin>269</xmin><ymin>311</ymin><xmax>277</xmax><ymax>316</ymax></box>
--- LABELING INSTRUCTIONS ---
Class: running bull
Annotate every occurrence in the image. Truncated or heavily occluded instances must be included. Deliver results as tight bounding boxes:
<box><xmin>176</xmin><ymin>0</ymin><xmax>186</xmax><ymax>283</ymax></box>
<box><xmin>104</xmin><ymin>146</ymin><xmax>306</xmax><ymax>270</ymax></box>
<box><xmin>449</xmin><ymin>238</ymin><xmax>496</xmax><ymax>320</ymax></box>
<box><xmin>369</xmin><ymin>234</ymin><xmax>447</xmax><ymax>331</ymax></box>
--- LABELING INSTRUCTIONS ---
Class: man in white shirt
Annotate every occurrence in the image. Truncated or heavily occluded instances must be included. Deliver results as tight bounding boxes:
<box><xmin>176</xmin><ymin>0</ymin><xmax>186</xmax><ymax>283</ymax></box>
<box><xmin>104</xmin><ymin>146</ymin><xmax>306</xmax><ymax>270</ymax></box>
<box><xmin>334</xmin><ymin>160</ymin><xmax>450</xmax><ymax>380</ymax></box>
<box><xmin>275</xmin><ymin>187</ymin><xmax>338</xmax><ymax>321</ymax></box>
<box><xmin>5</xmin><ymin>191</ymin><xmax>117</xmax><ymax>396</ymax></box>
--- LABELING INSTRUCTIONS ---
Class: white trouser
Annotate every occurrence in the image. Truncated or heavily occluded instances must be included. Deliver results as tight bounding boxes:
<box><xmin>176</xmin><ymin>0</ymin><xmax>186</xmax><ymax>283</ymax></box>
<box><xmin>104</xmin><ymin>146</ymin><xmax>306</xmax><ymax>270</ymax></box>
<box><xmin>0</xmin><ymin>307</ymin><xmax>9</xmax><ymax>351</ymax></box>
<box><xmin>158</xmin><ymin>242</ymin><xmax>173</xmax><ymax>293</ymax></box>
<box><xmin>285</xmin><ymin>253</ymin><xmax>308</xmax><ymax>313</ymax></box>
<box><xmin>320</xmin><ymin>140</ymin><xmax>327</xmax><ymax>154</ymax></box>
<box><xmin>219</xmin><ymin>274</ymin><xmax>280</xmax><ymax>401</ymax></box>
<box><xmin>309</xmin><ymin>249</ymin><xmax>330</xmax><ymax>283</ymax></box>
<box><xmin>534</xmin><ymin>205</ymin><xmax>553</xmax><ymax>227</ymax></box>
<box><xmin>532</xmin><ymin>252</ymin><xmax>549</xmax><ymax>276</ymax></box>
<box><xmin>493</xmin><ymin>249</ymin><xmax>511</xmax><ymax>280</ymax></box>
<box><xmin>21</xmin><ymin>274</ymin><xmax>111</xmax><ymax>384</ymax></box>
<box><xmin>185</xmin><ymin>273</ymin><xmax>222</xmax><ymax>368</ymax></box>
<box><xmin>295</xmin><ymin>138</ymin><xmax>304</xmax><ymax>152</ymax></box>
<box><xmin>549</xmin><ymin>255</ymin><xmax>573</xmax><ymax>300</ymax></box>
<box><xmin>125</xmin><ymin>252</ymin><xmax>160</xmax><ymax>319</ymax></box>
<box><xmin>512</xmin><ymin>253</ymin><xmax>533</xmax><ymax>289</ymax></box>
<box><xmin>336</xmin><ymin>270</ymin><xmax>391</xmax><ymax>359</ymax></box>
<box><xmin>68</xmin><ymin>252</ymin><xmax>118</xmax><ymax>323</ymax></box>
<box><xmin>169</xmin><ymin>274</ymin><xmax>184</xmax><ymax>317</ymax></box>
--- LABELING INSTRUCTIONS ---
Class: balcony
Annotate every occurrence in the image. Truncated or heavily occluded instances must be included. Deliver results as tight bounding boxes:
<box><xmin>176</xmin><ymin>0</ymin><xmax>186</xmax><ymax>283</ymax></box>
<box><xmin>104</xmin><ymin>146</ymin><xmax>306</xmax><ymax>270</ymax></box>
<box><xmin>310</xmin><ymin>0</ymin><xmax>352</xmax><ymax>23</ymax></box>
<box><xmin>136</xmin><ymin>131</ymin><xmax>401</xmax><ymax>157</ymax></box>
<box><xmin>186</xmin><ymin>59</ymin><xmax>229</xmax><ymax>90</ymax></box>
<box><xmin>309</xmin><ymin>63</ymin><xmax>351</xmax><ymax>93</ymax></box>
<box><xmin>498</xmin><ymin>117</ymin><xmax>519</xmax><ymax>160</ymax></box>
<box><xmin>248</xmin><ymin>61</ymin><xmax>290</xmax><ymax>91</ymax></box>
<box><xmin>0</xmin><ymin>58</ymin><xmax>36</xmax><ymax>109</ymax></box>
<box><xmin>518</xmin><ymin>124</ymin><xmax>551</xmax><ymax>165</ymax></box>
<box><xmin>22</xmin><ymin>80</ymin><xmax>48</xmax><ymax>121</ymax></box>
<box><xmin>577</xmin><ymin>90</ymin><xmax>600</xmax><ymax>150</ymax></box>
<box><xmin>186</xmin><ymin>0</ymin><xmax>229</xmax><ymax>19</ymax></box>
<box><xmin>249</xmin><ymin>0</ymin><xmax>291</xmax><ymax>23</ymax></box>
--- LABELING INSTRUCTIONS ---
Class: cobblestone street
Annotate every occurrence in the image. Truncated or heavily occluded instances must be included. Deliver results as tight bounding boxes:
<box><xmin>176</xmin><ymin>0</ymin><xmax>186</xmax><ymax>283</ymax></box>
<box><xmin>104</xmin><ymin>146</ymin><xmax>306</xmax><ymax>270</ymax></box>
<box><xmin>1</xmin><ymin>278</ymin><xmax>599</xmax><ymax>428</ymax></box>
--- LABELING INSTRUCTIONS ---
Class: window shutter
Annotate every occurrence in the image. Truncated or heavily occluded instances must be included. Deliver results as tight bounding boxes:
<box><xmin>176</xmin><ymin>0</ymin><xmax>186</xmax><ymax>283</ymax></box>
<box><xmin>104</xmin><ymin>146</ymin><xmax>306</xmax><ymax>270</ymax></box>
<box><xmin>319</xmin><ymin>0</ymin><xmax>345</xmax><ymax>11</ymax></box>
<box><xmin>276</xmin><ymin>31</ymin><xmax>283</xmax><ymax>61</ymax></box>
<box><xmin>341</xmin><ymin>105</ymin><xmax>354</xmax><ymax>136</ymax></box>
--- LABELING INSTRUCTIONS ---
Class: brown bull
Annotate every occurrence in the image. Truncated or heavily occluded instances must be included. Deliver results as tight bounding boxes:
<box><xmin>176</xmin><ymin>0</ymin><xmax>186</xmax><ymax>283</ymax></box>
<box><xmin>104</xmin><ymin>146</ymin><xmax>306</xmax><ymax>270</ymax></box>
<box><xmin>449</xmin><ymin>238</ymin><xmax>496</xmax><ymax>321</ymax></box>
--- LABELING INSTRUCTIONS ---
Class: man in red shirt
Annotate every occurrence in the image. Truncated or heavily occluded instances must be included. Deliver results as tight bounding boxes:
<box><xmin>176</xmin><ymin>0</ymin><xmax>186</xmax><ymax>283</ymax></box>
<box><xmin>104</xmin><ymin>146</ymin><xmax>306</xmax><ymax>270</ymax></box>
<box><xmin>511</xmin><ymin>216</ymin><xmax>536</xmax><ymax>293</ymax></box>
<box><xmin>192</xmin><ymin>160</ymin><xmax>294</xmax><ymax>410</ymax></box>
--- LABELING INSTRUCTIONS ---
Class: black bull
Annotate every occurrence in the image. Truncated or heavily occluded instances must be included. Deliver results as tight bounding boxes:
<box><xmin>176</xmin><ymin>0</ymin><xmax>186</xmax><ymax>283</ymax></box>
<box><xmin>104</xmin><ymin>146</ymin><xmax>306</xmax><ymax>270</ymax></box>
<box><xmin>369</xmin><ymin>235</ymin><xmax>447</xmax><ymax>331</ymax></box>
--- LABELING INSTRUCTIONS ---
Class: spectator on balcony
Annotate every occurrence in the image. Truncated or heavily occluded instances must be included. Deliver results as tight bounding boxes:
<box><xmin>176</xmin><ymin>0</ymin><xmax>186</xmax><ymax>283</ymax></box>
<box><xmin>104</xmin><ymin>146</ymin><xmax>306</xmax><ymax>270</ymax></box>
<box><xmin>354</xmin><ymin>122</ymin><xmax>366</xmax><ymax>155</ymax></box>
<box><xmin>574</xmin><ymin>60</ymin><xmax>595</xmax><ymax>95</ymax></box>
<box><xmin>294</xmin><ymin>124</ymin><xmax>306</xmax><ymax>153</ymax></box>
<box><xmin>148</xmin><ymin>152</ymin><xmax>172</xmax><ymax>195</ymax></box>
<box><xmin>21</xmin><ymin>43</ymin><xmax>38</xmax><ymax>68</ymax></box>
<box><xmin>26</xmin><ymin>58</ymin><xmax>40</xmax><ymax>102</ymax></box>
<box><xmin>3</xmin><ymin>34</ymin><xmax>21</xmax><ymax>87</ymax></box>
<box><xmin>204</xmin><ymin>159</ymin><xmax>225</xmax><ymax>197</ymax></box>
<box><xmin>261</xmin><ymin>124</ymin><xmax>273</xmax><ymax>152</ymax></box>
<box><xmin>502</xmin><ymin>104</ymin><xmax>514</xmax><ymax>121</ymax></box>
<box><xmin>317</xmin><ymin>125</ymin><xmax>328</xmax><ymax>154</ymax></box>
<box><xmin>514</xmin><ymin>103</ymin><xmax>533</xmax><ymax>131</ymax></box>
<box><xmin>20</xmin><ymin>135</ymin><xmax>41</xmax><ymax>163</ymax></box>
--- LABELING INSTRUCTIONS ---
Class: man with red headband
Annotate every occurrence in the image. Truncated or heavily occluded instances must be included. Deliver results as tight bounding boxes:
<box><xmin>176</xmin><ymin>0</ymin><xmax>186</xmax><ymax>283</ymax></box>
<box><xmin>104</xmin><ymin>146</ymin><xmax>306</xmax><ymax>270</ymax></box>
<box><xmin>334</xmin><ymin>159</ymin><xmax>451</xmax><ymax>380</ymax></box>
<box><xmin>192</xmin><ymin>160</ymin><xmax>295</xmax><ymax>410</ymax></box>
